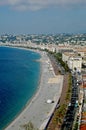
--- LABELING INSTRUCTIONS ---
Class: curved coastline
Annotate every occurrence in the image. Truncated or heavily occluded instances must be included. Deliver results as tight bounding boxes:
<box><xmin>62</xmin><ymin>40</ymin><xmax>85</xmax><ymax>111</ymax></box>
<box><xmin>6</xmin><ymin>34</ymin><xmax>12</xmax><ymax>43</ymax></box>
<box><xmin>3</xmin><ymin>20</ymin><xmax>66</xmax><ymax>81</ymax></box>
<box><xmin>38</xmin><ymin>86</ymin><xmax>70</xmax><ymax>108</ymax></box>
<box><xmin>4</xmin><ymin>49</ymin><xmax>64</xmax><ymax>130</ymax></box>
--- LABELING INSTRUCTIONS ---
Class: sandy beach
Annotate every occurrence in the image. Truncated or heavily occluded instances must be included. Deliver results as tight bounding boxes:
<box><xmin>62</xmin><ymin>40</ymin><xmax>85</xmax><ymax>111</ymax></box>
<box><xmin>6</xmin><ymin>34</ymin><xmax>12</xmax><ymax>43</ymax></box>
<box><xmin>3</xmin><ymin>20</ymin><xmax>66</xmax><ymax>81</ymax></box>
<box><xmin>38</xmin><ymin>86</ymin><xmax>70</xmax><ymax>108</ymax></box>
<box><xmin>4</xmin><ymin>51</ymin><xmax>63</xmax><ymax>130</ymax></box>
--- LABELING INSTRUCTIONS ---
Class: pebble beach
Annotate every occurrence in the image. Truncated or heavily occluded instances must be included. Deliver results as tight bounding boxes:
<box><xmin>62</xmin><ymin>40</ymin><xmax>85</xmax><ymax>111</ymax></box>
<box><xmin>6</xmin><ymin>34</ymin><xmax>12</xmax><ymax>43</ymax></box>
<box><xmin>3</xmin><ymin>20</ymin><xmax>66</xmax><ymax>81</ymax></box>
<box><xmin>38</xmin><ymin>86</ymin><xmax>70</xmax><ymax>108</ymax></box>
<box><xmin>5</xmin><ymin>51</ymin><xmax>63</xmax><ymax>130</ymax></box>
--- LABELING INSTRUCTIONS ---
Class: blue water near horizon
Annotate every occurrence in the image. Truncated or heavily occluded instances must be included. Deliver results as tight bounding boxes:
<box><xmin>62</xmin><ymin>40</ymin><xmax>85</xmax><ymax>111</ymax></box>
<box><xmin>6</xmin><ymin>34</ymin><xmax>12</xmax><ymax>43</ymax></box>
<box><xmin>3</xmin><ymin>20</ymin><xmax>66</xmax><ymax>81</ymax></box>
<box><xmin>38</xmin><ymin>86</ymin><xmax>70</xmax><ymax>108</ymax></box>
<box><xmin>0</xmin><ymin>47</ymin><xmax>41</xmax><ymax>130</ymax></box>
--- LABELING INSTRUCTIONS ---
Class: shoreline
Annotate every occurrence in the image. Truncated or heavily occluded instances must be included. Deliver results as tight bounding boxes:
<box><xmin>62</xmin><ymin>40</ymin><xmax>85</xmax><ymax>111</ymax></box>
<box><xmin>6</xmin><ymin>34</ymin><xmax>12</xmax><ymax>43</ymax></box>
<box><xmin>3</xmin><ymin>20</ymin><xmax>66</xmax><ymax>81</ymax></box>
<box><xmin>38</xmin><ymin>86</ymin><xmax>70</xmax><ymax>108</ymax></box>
<box><xmin>4</xmin><ymin>48</ymin><xmax>64</xmax><ymax>130</ymax></box>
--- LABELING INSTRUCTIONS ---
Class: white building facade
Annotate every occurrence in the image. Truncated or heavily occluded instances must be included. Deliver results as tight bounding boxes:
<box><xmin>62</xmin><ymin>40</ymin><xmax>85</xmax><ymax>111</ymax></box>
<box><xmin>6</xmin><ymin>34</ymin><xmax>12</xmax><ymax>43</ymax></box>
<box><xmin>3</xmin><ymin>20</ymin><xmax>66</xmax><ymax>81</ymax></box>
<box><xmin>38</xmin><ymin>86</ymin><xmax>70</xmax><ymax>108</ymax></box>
<box><xmin>67</xmin><ymin>57</ymin><xmax>82</xmax><ymax>72</ymax></box>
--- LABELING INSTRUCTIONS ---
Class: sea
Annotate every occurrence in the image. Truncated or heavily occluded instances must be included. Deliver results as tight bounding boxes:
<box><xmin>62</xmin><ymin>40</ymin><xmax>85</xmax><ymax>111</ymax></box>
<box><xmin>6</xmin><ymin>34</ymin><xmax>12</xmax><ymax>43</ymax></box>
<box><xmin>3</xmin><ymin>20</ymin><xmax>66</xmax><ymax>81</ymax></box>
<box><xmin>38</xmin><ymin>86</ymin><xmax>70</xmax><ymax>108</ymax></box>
<box><xmin>0</xmin><ymin>46</ymin><xmax>41</xmax><ymax>130</ymax></box>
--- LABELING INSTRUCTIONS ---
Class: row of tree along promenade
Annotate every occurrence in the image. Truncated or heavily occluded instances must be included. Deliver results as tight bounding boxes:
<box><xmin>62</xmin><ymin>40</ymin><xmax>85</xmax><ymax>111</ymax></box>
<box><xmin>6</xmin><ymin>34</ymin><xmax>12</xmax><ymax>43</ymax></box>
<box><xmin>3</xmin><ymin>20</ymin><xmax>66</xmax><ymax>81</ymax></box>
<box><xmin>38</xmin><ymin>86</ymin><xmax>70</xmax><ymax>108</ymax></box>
<box><xmin>43</xmin><ymin>51</ymin><xmax>72</xmax><ymax>130</ymax></box>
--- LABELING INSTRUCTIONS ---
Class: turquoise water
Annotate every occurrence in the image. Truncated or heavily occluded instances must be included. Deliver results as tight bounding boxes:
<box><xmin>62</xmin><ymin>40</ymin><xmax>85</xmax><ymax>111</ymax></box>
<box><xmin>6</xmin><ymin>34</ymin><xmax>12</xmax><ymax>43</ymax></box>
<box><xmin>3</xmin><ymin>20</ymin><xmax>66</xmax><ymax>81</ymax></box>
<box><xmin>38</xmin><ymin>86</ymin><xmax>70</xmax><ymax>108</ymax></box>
<box><xmin>0</xmin><ymin>47</ymin><xmax>41</xmax><ymax>130</ymax></box>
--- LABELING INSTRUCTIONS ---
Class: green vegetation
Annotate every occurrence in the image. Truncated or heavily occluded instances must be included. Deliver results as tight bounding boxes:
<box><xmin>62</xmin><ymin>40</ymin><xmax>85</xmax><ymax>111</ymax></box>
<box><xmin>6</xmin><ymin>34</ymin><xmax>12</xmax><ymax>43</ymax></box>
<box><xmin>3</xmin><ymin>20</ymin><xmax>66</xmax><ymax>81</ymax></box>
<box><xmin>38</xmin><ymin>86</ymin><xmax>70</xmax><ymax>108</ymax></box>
<box><xmin>65</xmin><ymin>73</ymin><xmax>72</xmax><ymax>102</ymax></box>
<box><xmin>47</xmin><ymin>73</ymin><xmax>72</xmax><ymax>130</ymax></box>
<box><xmin>21</xmin><ymin>122</ymin><xmax>39</xmax><ymax>130</ymax></box>
<box><xmin>73</xmin><ymin>122</ymin><xmax>78</xmax><ymax>130</ymax></box>
<box><xmin>44</xmin><ymin>51</ymin><xmax>72</xmax><ymax>129</ymax></box>
<box><xmin>49</xmin><ymin>104</ymin><xmax>67</xmax><ymax>129</ymax></box>
<box><xmin>46</xmin><ymin>51</ymin><xmax>70</xmax><ymax>72</ymax></box>
<box><xmin>54</xmin><ymin>52</ymin><xmax>69</xmax><ymax>72</ymax></box>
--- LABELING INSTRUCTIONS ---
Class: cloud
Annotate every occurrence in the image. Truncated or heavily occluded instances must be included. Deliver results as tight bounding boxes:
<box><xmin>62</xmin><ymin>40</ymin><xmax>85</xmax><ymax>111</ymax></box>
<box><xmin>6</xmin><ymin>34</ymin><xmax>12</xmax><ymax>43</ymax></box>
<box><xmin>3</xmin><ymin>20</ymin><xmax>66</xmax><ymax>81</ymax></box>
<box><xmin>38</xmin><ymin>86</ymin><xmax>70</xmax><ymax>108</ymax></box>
<box><xmin>0</xmin><ymin>0</ymin><xmax>86</xmax><ymax>11</ymax></box>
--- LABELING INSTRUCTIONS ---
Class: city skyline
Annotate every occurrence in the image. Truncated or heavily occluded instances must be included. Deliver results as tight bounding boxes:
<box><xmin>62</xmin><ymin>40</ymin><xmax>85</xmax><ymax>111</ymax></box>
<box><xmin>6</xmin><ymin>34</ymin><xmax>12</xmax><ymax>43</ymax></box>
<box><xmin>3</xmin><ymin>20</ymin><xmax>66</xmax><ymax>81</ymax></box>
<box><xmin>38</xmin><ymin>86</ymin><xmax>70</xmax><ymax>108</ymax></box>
<box><xmin>0</xmin><ymin>0</ymin><xmax>86</xmax><ymax>34</ymax></box>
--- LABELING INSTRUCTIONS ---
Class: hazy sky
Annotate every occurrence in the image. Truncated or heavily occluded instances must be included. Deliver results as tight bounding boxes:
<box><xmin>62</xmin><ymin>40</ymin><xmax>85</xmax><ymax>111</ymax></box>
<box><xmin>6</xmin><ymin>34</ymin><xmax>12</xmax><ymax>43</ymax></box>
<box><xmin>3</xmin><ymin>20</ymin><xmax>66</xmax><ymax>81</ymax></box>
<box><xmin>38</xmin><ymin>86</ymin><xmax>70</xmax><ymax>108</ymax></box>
<box><xmin>0</xmin><ymin>0</ymin><xmax>86</xmax><ymax>34</ymax></box>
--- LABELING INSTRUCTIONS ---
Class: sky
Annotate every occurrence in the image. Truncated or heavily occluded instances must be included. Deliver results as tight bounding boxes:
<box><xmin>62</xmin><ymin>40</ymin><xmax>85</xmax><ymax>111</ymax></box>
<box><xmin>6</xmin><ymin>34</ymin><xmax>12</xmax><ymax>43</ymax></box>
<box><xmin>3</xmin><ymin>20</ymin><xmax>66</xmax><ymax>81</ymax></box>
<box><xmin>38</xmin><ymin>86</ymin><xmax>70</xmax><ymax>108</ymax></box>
<box><xmin>0</xmin><ymin>0</ymin><xmax>86</xmax><ymax>34</ymax></box>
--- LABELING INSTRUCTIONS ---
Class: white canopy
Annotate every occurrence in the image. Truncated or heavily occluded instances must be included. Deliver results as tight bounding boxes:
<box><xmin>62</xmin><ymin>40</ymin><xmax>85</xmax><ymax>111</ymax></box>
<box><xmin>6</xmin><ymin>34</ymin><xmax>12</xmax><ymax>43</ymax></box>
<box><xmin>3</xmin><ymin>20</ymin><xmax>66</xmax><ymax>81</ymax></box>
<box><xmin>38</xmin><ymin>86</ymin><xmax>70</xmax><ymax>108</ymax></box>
<box><xmin>47</xmin><ymin>99</ymin><xmax>52</xmax><ymax>104</ymax></box>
